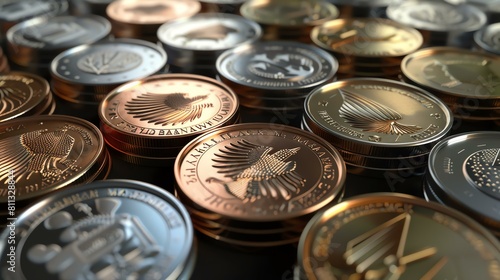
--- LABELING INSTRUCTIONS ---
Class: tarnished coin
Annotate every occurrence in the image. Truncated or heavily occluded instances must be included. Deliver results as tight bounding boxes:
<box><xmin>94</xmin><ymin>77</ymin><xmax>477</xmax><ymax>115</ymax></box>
<box><xmin>174</xmin><ymin>123</ymin><xmax>346</xmax><ymax>222</ymax></box>
<box><xmin>0</xmin><ymin>115</ymin><xmax>105</xmax><ymax>203</ymax></box>
<box><xmin>0</xmin><ymin>72</ymin><xmax>51</xmax><ymax>122</ymax></box>
<box><xmin>0</xmin><ymin>179</ymin><xmax>196</xmax><ymax>280</ymax></box>
<box><xmin>426</xmin><ymin>131</ymin><xmax>500</xmax><ymax>233</ymax></box>
<box><xmin>99</xmin><ymin>73</ymin><xmax>239</xmax><ymax>146</ymax></box>
<box><xmin>303</xmin><ymin>78</ymin><xmax>453</xmax><ymax>157</ymax></box>
<box><xmin>296</xmin><ymin>193</ymin><xmax>500</xmax><ymax>280</ymax></box>
<box><xmin>311</xmin><ymin>18</ymin><xmax>423</xmax><ymax>59</ymax></box>
<box><xmin>401</xmin><ymin>47</ymin><xmax>500</xmax><ymax>108</ymax></box>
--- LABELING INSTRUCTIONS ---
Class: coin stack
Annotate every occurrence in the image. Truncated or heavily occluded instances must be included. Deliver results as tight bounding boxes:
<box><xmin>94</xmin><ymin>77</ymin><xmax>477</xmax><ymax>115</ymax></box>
<box><xmin>0</xmin><ymin>46</ymin><xmax>10</xmax><ymax>74</ymax></box>
<box><xmin>474</xmin><ymin>22</ymin><xmax>500</xmax><ymax>55</ymax></box>
<box><xmin>50</xmin><ymin>38</ymin><xmax>168</xmax><ymax>124</ymax></box>
<box><xmin>311</xmin><ymin>17</ymin><xmax>424</xmax><ymax>80</ymax></box>
<box><xmin>106</xmin><ymin>0</ymin><xmax>201</xmax><ymax>43</ymax></box>
<box><xmin>328</xmin><ymin>0</ymin><xmax>392</xmax><ymax>18</ymax></box>
<box><xmin>216</xmin><ymin>40</ymin><xmax>338</xmax><ymax>126</ymax></box>
<box><xmin>199</xmin><ymin>0</ymin><xmax>246</xmax><ymax>14</ymax></box>
<box><xmin>240</xmin><ymin>0</ymin><xmax>339</xmax><ymax>44</ymax></box>
<box><xmin>0</xmin><ymin>72</ymin><xmax>56</xmax><ymax>122</ymax></box>
<box><xmin>0</xmin><ymin>115</ymin><xmax>111</xmax><ymax>218</ymax></box>
<box><xmin>302</xmin><ymin>78</ymin><xmax>454</xmax><ymax>177</ymax></box>
<box><xmin>295</xmin><ymin>193</ymin><xmax>500</xmax><ymax>280</ymax></box>
<box><xmin>174</xmin><ymin>123</ymin><xmax>346</xmax><ymax>247</ymax></box>
<box><xmin>157</xmin><ymin>12</ymin><xmax>262</xmax><ymax>78</ymax></box>
<box><xmin>99</xmin><ymin>73</ymin><xmax>240</xmax><ymax>167</ymax></box>
<box><xmin>424</xmin><ymin>131</ymin><xmax>500</xmax><ymax>237</ymax></box>
<box><xmin>400</xmin><ymin>47</ymin><xmax>500</xmax><ymax>126</ymax></box>
<box><xmin>386</xmin><ymin>0</ymin><xmax>487</xmax><ymax>48</ymax></box>
<box><xmin>0</xmin><ymin>179</ymin><xmax>197</xmax><ymax>280</ymax></box>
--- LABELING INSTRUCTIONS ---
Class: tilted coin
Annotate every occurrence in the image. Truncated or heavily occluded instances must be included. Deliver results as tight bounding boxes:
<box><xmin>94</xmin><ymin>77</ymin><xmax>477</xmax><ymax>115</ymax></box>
<box><xmin>0</xmin><ymin>179</ymin><xmax>195</xmax><ymax>280</ymax></box>
<box><xmin>0</xmin><ymin>115</ymin><xmax>106</xmax><ymax>204</ymax></box>
<box><xmin>296</xmin><ymin>193</ymin><xmax>500</xmax><ymax>280</ymax></box>
<box><xmin>474</xmin><ymin>22</ymin><xmax>500</xmax><ymax>55</ymax></box>
<box><xmin>401</xmin><ymin>47</ymin><xmax>500</xmax><ymax>108</ymax></box>
<box><xmin>426</xmin><ymin>131</ymin><xmax>500</xmax><ymax>233</ymax></box>
<box><xmin>0</xmin><ymin>72</ymin><xmax>51</xmax><ymax>122</ymax></box>
<box><xmin>174</xmin><ymin>123</ymin><xmax>346</xmax><ymax>222</ymax></box>
<box><xmin>303</xmin><ymin>78</ymin><xmax>453</xmax><ymax>157</ymax></box>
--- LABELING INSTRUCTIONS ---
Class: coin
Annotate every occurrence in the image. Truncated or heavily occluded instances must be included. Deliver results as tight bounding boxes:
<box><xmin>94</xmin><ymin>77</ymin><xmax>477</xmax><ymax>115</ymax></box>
<box><xmin>0</xmin><ymin>115</ymin><xmax>106</xmax><ymax>204</ymax></box>
<box><xmin>0</xmin><ymin>179</ymin><xmax>195</xmax><ymax>280</ymax></box>
<box><xmin>474</xmin><ymin>22</ymin><xmax>500</xmax><ymax>55</ymax></box>
<box><xmin>296</xmin><ymin>192</ymin><xmax>500</xmax><ymax>280</ymax></box>
<box><xmin>303</xmin><ymin>78</ymin><xmax>453</xmax><ymax>157</ymax></box>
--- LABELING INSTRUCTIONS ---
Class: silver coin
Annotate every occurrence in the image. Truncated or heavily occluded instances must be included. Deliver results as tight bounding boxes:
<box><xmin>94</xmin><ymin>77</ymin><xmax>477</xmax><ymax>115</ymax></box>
<box><xmin>0</xmin><ymin>0</ymin><xmax>68</xmax><ymax>25</ymax></box>
<box><xmin>0</xmin><ymin>179</ymin><xmax>195</xmax><ymax>280</ymax></box>
<box><xmin>474</xmin><ymin>22</ymin><xmax>500</xmax><ymax>55</ymax></box>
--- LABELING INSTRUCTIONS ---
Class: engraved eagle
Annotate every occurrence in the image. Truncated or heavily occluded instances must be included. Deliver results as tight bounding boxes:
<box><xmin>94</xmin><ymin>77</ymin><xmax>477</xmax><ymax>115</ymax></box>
<box><xmin>177</xmin><ymin>23</ymin><xmax>238</xmax><ymax>42</ymax></box>
<box><xmin>0</xmin><ymin>84</ymin><xmax>28</xmax><ymax>116</ymax></box>
<box><xmin>205</xmin><ymin>139</ymin><xmax>306</xmax><ymax>201</ymax></box>
<box><xmin>338</xmin><ymin>89</ymin><xmax>422</xmax><ymax>135</ymax></box>
<box><xmin>125</xmin><ymin>92</ymin><xmax>213</xmax><ymax>126</ymax></box>
<box><xmin>0</xmin><ymin>129</ymin><xmax>75</xmax><ymax>184</ymax></box>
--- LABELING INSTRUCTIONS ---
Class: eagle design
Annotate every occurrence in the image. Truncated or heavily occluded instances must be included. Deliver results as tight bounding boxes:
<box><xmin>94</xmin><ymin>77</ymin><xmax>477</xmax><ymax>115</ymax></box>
<box><xmin>125</xmin><ymin>92</ymin><xmax>213</xmax><ymax>126</ymax></box>
<box><xmin>177</xmin><ymin>23</ymin><xmax>238</xmax><ymax>42</ymax></box>
<box><xmin>205</xmin><ymin>139</ymin><xmax>306</xmax><ymax>201</ymax></box>
<box><xmin>0</xmin><ymin>128</ymin><xmax>75</xmax><ymax>184</ymax></box>
<box><xmin>338</xmin><ymin>89</ymin><xmax>422</xmax><ymax>135</ymax></box>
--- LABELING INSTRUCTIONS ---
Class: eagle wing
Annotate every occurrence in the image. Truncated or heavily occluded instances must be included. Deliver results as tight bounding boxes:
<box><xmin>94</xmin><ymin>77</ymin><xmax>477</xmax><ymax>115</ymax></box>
<box><xmin>125</xmin><ymin>92</ymin><xmax>211</xmax><ymax>126</ymax></box>
<box><xmin>0</xmin><ymin>133</ymin><xmax>33</xmax><ymax>184</ymax></box>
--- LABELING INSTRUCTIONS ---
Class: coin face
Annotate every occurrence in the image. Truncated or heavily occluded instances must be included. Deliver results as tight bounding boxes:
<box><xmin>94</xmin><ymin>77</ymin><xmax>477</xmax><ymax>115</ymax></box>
<box><xmin>0</xmin><ymin>115</ymin><xmax>105</xmax><ymax>203</ymax></box>
<box><xmin>311</xmin><ymin>18</ymin><xmax>423</xmax><ymax>58</ymax></box>
<box><xmin>99</xmin><ymin>74</ymin><xmax>239</xmax><ymax>141</ymax></box>
<box><xmin>6</xmin><ymin>15</ymin><xmax>110</xmax><ymax>50</ymax></box>
<box><xmin>386</xmin><ymin>0</ymin><xmax>486</xmax><ymax>32</ymax></box>
<box><xmin>50</xmin><ymin>39</ymin><xmax>167</xmax><ymax>85</ymax></box>
<box><xmin>0</xmin><ymin>72</ymin><xmax>50</xmax><ymax>122</ymax></box>
<box><xmin>216</xmin><ymin>41</ymin><xmax>337</xmax><ymax>96</ymax></box>
<box><xmin>240</xmin><ymin>0</ymin><xmax>339</xmax><ymax>26</ymax></box>
<box><xmin>0</xmin><ymin>179</ymin><xmax>194</xmax><ymax>280</ymax></box>
<box><xmin>297</xmin><ymin>193</ymin><xmax>500</xmax><ymax>280</ymax></box>
<box><xmin>474</xmin><ymin>23</ymin><xmax>500</xmax><ymax>55</ymax></box>
<box><xmin>304</xmin><ymin>78</ymin><xmax>453</xmax><ymax>151</ymax></box>
<box><xmin>157</xmin><ymin>13</ymin><xmax>261</xmax><ymax>51</ymax></box>
<box><xmin>401</xmin><ymin>47</ymin><xmax>500</xmax><ymax>102</ymax></box>
<box><xmin>427</xmin><ymin>131</ymin><xmax>500</xmax><ymax>226</ymax></box>
<box><xmin>175</xmin><ymin>123</ymin><xmax>346</xmax><ymax>221</ymax></box>
<box><xmin>106</xmin><ymin>0</ymin><xmax>200</xmax><ymax>25</ymax></box>
<box><xmin>0</xmin><ymin>0</ymin><xmax>68</xmax><ymax>24</ymax></box>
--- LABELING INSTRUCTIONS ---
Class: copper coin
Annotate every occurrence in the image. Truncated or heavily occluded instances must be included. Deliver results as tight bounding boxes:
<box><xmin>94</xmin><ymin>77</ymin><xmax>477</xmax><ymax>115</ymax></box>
<box><xmin>174</xmin><ymin>123</ymin><xmax>346</xmax><ymax>222</ymax></box>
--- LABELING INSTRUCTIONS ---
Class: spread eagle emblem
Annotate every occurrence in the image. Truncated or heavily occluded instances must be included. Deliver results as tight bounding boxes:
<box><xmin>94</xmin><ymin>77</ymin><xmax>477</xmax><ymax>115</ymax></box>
<box><xmin>125</xmin><ymin>92</ymin><xmax>213</xmax><ymax>126</ymax></box>
<box><xmin>205</xmin><ymin>139</ymin><xmax>306</xmax><ymax>201</ymax></box>
<box><xmin>338</xmin><ymin>89</ymin><xmax>422</xmax><ymax>135</ymax></box>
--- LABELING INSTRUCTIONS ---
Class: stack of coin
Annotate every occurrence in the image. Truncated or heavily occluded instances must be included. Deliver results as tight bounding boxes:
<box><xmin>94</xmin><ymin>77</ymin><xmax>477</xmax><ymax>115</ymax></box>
<box><xmin>0</xmin><ymin>179</ymin><xmax>197</xmax><ymax>279</ymax></box>
<box><xmin>310</xmin><ymin>17</ymin><xmax>423</xmax><ymax>80</ymax></box>
<box><xmin>199</xmin><ymin>0</ymin><xmax>246</xmax><ymax>14</ymax></box>
<box><xmin>0</xmin><ymin>72</ymin><xmax>56</xmax><ymax>122</ymax></box>
<box><xmin>424</xmin><ymin>131</ymin><xmax>500</xmax><ymax>237</ymax></box>
<box><xmin>216</xmin><ymin>40</ymin><xmax>338</xmax><ymax>126</ymax></box>
<box><xmin>50</xmin><ymin>38</ymin><xmax>168</xmax><ymax>124</ymax></box>
<box><xmin>295</xmin><ymin>193</ymin><xmax>500</xmax><ymax>280</ymax></box>
<box><xmin>328</xmin><ymin>0</ymin><xmax>392</xmax><ymax>18</ymax></box>
<box><xmin>106</xmin><ymin>0</ymin><xmax>201</xmax><ymax>43</ymax></box>
<box><xmin>400</xmin><ymin>47</ymin><xmax>500</xmax><ymax>125</ymax></box>
<box><xmin>474</xmin><ymin>22</ymin><xmax>500</xmax><ymax>55</ymax></box>
<box><xmin>302</xmin><ymin>78</ymin><xmax>454</xmax><ymax>177</ymax></box>
<box><xmin>0</xmin><ymin>46</ymin><xmax>9</xmax><ymax>73</ymax></box>
<box><xmin>99</xmin><ymin>73</ymin><xmax>240</xmax><ymax>167</ymax></box>
<box><xmin>174</xmin><ymin>123</ymin><xmax>346</xmax><ymax>247</ymax></box>
<box><xmin>240</xmin><ymin>0</ymin><xmax>339</xmax><ymax>44</ymax></box>
<box><xmin>0</xmin><ymin>0</ymin><xmax>69</xmax><ymax>44</ymax></box>
<box><xmin>5</xmin><ymin>14</ymin><xmax>111</xmax><ymax>78</ymax></box>
<box><xmin>0</xmin><ymin>114</ymin><xmax>111</xmax><ymax>218</ymax></box>
<box><xmin>157</xmin><ymin>12</ymin><xmax>262</xmax><ymax>78</ymax></box>
<box><xmin>386</xmin><ymin>0</ymin><xmax>487</xmax><ymax>48</ymax></box>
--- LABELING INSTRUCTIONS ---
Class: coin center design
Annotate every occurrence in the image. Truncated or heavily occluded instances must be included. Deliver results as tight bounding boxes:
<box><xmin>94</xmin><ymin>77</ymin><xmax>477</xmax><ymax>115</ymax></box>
<box><xmin>0</xmin><ymin>82</ymin><xmax>30</xmax><ymax>116</ymax></box>
<box><xmin>23</xmin><ymin>22</ymin><xmax>88</xmax><ymax>46</ymax></box>
<box><xmin>248</xmin><ymin>53</ymin><xmax>314</xmax><ymax>80</ymax></box>
<box><xmin>124</xmin><ymin>92</ymin><xmax>213</xmax><ymax>126</ymax></box>
<box><xmin>177</xmin><ymin>23</ymin><xmax>239</xmax><ymax>43</ymax></box>
<box><xmin>77</xmin><ymin>50</ymin><xmax>143</xmax><ymax>75</ymax></box>
<box><xmin>205</xmin><ymin>139</ymin><xmax>306</xmax><ymax>202</ymax></box>
<box><xmin>465</xmin><ymin>148</ymin><xmax>500</xmax><ymax>199</ymax></box>
<box><xmin>409</xmin><ymin>6</ymin><xmax>465</xmax><ymax>25</ymax></box>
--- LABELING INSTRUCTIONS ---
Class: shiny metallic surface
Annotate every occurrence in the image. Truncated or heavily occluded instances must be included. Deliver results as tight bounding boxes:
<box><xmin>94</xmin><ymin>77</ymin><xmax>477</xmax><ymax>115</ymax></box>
<box><xmin>0</xmin><ymin>179</ymin><xmax>195</xmax><ymax>280</ymax></box>
<box><xmin>296</xmin><ymin>192</ymin><xmax>500</xmax><ymax>280</ymax></box>
<box><xmin>474</xmin><ymin>22</ymin><xmax>500</xmax><ymax>55</ymax></box>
